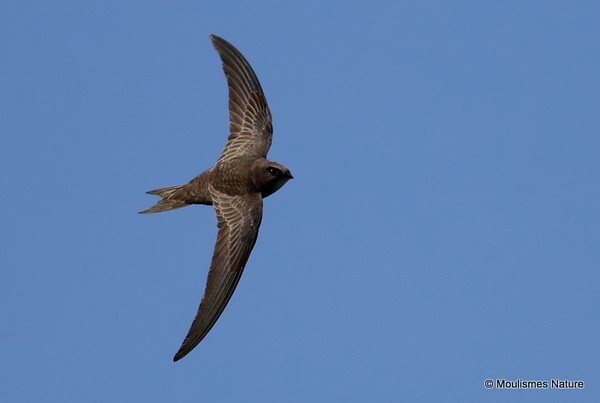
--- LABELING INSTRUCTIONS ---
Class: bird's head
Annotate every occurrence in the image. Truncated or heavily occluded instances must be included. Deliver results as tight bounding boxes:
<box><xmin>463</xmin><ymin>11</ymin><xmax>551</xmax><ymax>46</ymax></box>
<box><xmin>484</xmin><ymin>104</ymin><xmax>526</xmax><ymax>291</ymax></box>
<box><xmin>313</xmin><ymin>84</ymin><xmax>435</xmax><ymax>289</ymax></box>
<box><xmin>251</xmin><ymin>159</ymin><xmax>293</xmax><ymax>198</ymax></box>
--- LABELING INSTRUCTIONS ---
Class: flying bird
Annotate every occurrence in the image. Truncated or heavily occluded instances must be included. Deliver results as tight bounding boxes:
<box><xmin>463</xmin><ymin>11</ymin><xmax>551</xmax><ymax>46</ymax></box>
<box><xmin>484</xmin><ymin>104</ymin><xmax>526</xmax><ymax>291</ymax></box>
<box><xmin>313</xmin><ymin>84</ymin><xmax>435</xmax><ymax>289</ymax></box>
<box><xmin>140</xmin><ymin>34</ymin><xmax>292</xmax><ymax>362</ymax></box>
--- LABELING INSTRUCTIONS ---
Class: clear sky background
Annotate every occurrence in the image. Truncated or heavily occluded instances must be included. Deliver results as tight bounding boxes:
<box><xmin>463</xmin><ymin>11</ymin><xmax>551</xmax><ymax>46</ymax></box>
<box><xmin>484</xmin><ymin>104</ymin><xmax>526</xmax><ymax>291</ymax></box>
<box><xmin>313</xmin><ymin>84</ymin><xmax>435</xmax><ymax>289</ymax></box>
<box><xmin>1</xmin><ymin>1</ymin><xmax>599</xmax><ymax>402</ymax></box>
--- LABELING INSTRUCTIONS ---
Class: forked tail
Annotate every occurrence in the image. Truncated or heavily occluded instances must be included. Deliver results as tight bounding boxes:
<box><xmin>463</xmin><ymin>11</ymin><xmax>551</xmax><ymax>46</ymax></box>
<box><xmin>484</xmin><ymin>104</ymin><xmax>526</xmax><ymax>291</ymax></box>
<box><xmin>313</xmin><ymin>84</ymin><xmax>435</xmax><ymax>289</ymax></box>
<box><xmin>139</xmin><ymin>184</ymin><xmax>189</xmax><ymax>214</ymax></box>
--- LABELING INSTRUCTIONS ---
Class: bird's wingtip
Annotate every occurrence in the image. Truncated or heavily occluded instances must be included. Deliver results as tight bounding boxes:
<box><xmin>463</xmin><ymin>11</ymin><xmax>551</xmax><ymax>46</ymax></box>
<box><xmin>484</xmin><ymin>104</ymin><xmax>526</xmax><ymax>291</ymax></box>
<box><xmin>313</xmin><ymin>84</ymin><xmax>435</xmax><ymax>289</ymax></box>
<box><xmin>173</xmin><ymin>350</ymin><xmax>185</xmax><ymax>362</ymax></box>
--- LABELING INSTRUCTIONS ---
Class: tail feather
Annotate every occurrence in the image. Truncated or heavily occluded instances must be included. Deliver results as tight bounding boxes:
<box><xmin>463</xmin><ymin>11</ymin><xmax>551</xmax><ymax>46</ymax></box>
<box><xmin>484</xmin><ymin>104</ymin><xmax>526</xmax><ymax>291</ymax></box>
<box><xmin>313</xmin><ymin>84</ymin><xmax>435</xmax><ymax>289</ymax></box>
<box><xmin>139</xmin><ymin>184</ymin><xmax>189</xmax><ymax>214</ymax></box>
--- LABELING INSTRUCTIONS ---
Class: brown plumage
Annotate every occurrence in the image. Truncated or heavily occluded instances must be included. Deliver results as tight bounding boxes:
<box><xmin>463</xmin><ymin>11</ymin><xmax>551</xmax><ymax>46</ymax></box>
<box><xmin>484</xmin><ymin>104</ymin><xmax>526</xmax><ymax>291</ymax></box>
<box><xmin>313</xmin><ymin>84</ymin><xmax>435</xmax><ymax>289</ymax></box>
<box><xmin>139</xmin><ymin>35</ymin><xmax>292</xmax><ymax>362</ymax></box>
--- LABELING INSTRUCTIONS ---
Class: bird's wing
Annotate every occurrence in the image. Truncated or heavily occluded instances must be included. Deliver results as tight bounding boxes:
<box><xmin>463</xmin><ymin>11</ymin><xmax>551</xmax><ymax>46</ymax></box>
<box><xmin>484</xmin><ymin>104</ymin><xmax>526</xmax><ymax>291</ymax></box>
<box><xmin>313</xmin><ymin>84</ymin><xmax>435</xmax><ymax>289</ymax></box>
<box><xmin>210</xmin><ymin>34</ymin><xmax>273</xmax><ymax>163</ymax></box>
<box><xmin>173</xmin><ymin>188</ymin><xmax>263</xmax><ymax>361</ymax></box>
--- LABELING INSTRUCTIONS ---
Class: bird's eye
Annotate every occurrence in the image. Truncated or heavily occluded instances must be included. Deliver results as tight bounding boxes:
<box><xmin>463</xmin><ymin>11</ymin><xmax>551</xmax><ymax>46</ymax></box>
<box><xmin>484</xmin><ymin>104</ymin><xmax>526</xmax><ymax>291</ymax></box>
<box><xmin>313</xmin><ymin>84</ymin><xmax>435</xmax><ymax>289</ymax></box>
<box><xmin>267</xmin><ymin>167</ymin><xmax>280</xmax><ymax>175</ymax></box>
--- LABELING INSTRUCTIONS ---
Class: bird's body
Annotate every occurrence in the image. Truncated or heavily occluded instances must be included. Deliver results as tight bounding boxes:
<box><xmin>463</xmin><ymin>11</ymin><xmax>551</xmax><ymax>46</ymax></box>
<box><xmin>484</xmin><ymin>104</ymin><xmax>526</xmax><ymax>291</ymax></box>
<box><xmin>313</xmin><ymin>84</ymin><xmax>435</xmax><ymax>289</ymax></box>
<box><xmin>140</xmin><ymin>35</ymin><xmax>292</xmax><ymax>361</ymax></box>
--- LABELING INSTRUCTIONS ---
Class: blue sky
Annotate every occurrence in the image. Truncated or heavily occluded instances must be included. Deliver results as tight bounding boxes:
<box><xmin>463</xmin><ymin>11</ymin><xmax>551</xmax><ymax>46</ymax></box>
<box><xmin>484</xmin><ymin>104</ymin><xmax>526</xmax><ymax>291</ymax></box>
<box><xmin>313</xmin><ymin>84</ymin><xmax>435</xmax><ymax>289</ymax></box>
<box><xmin>1</xmin><ymin>1</ymin><xmax>599</xmax><ymax>402</ymax></box>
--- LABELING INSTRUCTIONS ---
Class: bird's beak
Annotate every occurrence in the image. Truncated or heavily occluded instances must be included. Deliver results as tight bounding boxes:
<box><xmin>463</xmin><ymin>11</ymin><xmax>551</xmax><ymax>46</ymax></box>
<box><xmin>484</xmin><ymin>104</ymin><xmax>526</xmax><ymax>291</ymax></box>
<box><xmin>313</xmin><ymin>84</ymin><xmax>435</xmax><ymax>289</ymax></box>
<box><xmin>285</xmin><ymin>171</ymin><xmax>294</xmax><ymax>179</ymax></box>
